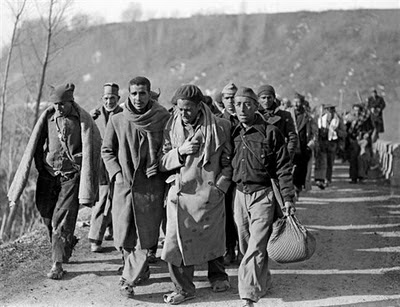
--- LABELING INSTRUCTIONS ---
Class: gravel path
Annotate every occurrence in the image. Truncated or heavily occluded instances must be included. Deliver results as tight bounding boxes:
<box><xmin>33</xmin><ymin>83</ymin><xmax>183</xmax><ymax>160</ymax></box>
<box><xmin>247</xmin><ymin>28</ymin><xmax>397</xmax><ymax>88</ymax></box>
<box><xmin>1</xmin><ymin>162</ymin><xmax>400</xmax><ymax>307</ymax></box>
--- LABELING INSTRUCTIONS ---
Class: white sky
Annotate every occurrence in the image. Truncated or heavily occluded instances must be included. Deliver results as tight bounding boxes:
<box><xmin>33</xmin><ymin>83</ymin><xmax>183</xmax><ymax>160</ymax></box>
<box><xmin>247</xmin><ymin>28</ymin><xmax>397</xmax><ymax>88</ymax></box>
<box><xmin>1</xmin><ymin>0</ymin><xmax>399</xmax><ymax>50</ymax></box>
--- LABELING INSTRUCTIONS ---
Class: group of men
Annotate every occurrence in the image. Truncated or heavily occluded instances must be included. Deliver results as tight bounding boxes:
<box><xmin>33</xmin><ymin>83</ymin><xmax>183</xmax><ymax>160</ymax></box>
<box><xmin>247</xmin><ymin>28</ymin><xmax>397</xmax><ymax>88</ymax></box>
<box><xmin>7</xmin><ymin>76</ymin><xmax>385</xmax><ymax>306</ymax></box>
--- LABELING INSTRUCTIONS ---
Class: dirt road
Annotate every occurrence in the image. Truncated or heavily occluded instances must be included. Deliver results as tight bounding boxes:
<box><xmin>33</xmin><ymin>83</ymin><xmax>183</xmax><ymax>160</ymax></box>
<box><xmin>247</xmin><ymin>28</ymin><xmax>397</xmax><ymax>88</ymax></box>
<box><xmin>1</xmin><ymin>162</ymin><xmax>400</xmax><ymax>307</ymax></box>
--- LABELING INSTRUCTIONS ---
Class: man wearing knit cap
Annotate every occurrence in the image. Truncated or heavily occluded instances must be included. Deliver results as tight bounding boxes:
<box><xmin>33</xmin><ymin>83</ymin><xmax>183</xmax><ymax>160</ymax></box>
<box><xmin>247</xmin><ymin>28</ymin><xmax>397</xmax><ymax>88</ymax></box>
<box><xmin>160</xmin><ymin>84</ymin><xmax>233</xmax><ymax>304</ymax></box>
<box><xmin>219</xmin><ymin>82</ymin><xmax>240</xmax><ymax>266</ymax></box>
<box><xmin>8</xmin><ymin>83</ymin><xmax>101</xmax><ymax>279</ymax></box>
<box><xmin>292</xmin><ymin>92</ymin><xmax>317</xmax><ymax>198</ymax></box>
<box><xmin>102</xmin><ymin>76</ymin><xmax>170</xmax><ymax>298</ymax></box>
<box><xmin>88</xmin><ymin>83</ymin><xmax>123</xmax><ymax>253</ymax></box>
<box><xmin>257</xmin><ymin>84</ymin><xmax>298</xmax><ymax>161</ymax></box>
<box><xmin>231</xmin><ymin>87</ymin><xmax>295</xmax><ymax>307</ymax></box>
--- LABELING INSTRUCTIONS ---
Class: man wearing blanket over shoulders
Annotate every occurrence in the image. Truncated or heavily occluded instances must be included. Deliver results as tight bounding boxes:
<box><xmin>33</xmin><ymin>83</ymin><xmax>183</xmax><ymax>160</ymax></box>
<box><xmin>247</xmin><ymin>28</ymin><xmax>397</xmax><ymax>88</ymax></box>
<box><xmin>160</xmin><ymin>84</ymin><xmax>233</xmax><ymax>305</ymax></box>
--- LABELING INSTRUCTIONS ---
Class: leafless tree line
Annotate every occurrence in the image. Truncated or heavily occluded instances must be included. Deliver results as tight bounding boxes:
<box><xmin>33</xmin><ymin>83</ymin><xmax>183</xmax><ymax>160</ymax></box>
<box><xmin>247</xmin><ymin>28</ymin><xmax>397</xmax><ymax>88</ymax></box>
<box><xmin>0</xmin><ymin>0</ymin><xmax>81</xmax><ymax>243</ymax></box>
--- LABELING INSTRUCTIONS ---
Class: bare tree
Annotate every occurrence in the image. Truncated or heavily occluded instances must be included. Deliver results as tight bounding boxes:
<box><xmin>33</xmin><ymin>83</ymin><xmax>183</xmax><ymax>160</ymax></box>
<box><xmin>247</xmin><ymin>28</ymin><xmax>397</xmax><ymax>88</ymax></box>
<box><xmin>0</xmin><ymin>0</ymin><xmax>27</xmax><ymax>161</ymax></box>
<box><xmin>33</xmin><ymin>0</ymin><xmax>72</xmax><ymax>125</ymax></box>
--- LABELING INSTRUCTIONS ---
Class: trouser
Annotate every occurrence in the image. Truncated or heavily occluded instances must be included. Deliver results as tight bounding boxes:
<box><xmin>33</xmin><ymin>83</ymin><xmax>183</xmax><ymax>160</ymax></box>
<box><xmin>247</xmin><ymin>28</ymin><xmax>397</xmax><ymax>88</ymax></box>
<box><xmin>357</xmin><ymin>153</ymin><xmax>370</xmax><ymax>179</ymax></box>
<box><xmin>234</xmin><ymin>187</ymin><xmax>275</xmax><ymax>302</ymax></box>
<box><xmin>148</xmin><ymin>206</ymin><xmax>167</xmax><ymax>255</ymax></box>
<box><xmin>121</xmin><ymin>246</ymin><xmax>149</xmax><ymax>286</ymax></box>
<box><xmin>88</xmin><ymin>184</ymin><xmax>113</xmax><ymax>244</ymax></box>
<box><xmin>168</xmin><ymin>256</ymin><xmax>228</xmax><ymax>296</ymax></box>
<box><xmin>293</xmin><ymin>148</ymin><xmax>312</xmax><ymax>190</ymax></box>
<box><xmin>35</xmin><ymin>170</ymin><xmax>80</xmax><ymax>263</ymax></box>
<box><xmin>348</xmin><ymin>138</ymin><xmax>361</xmax><ymax>181</ymax></box>
<box><xmin>315</xmin><ymin>141</ymin><xmax>337</xmax><ymax>182</ymax></box>
<box><xmin>225</xmin><ymin>185</ymin><xmax>238</xmax><ymax>251</ymax></box>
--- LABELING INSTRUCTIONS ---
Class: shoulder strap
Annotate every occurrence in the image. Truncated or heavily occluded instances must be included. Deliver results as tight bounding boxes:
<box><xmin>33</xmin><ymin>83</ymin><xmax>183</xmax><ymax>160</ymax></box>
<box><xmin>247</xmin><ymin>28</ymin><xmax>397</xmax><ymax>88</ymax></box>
<box><xmin>240</xmin><ymin>133</ymin><xmax>285</xmax><ymax>208</ymax></box>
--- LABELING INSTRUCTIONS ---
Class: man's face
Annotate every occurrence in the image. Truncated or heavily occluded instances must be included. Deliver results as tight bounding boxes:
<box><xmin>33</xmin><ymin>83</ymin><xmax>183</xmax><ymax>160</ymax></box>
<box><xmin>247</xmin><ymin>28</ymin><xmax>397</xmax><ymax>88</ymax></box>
<box><xmin>222</xmin><ymin>93</ymin><xmax>236</xmax><ymax>115</ymax></box>
<box><xmin>258</xmin><ymin>94</ymin><xmax>275</xmax><ymax>110</ymax></box>
<box><xmin>293</xmin><ymin>98</ymin><xmax>302</xmax><ymax>110</ymax></box>
<box><xmin>129</xmin><ymin>84</ymin><xmax>150</xmax><ymax>113</ymax></box>
<box><xmin>102</xmin><ymin>94</ymin><xmax>119</xmax><ymax>111</ymax></box>
<box><xmin>352</xmin><ymin>106</ymin><xmax>361</xmax><ymax>116</ymax></box>
<box><xmin>281</xmin><ymin>98</ymin><xmax>291</xmax><ymax>109</ymax></box>
<box><xmin>234</xmin><ymin>97</ymin><xmax>257</xmax><ymax>125</ymax></box>
<box><xmin>54</xmin><ymin>101</ymin><xmax>72</xmax><ymax>116</ymax></box>
<box><xmin>177</xmin><ymin>99</ymin><xmax>201</xmax><ymax>125</ymax></box>
<box><xmin>328</xmin><ymin>107</ymin><xmax>335</xmax><ymax>115</ymax></box>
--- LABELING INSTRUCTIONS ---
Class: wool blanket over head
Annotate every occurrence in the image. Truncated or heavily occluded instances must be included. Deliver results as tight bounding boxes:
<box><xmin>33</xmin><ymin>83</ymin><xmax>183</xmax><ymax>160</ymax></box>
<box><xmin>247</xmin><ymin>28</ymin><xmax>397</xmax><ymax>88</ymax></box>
<box><xmin>8</xmin><ymin>102</ymin><xmax>101</xmax><ymax>204</ymax></box>
<box><xmin>168</xmin><ymin>102</ymin><xmax>224</xmax><ymax>167</ymax></box>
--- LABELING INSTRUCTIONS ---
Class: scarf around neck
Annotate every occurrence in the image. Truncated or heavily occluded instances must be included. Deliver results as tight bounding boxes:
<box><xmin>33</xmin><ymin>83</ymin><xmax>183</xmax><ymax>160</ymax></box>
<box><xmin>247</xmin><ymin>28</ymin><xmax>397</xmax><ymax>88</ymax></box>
<box><xmin>124</xmin><ymin>98</ymin><xmax>170</xmax><ymax>177</ymax></box>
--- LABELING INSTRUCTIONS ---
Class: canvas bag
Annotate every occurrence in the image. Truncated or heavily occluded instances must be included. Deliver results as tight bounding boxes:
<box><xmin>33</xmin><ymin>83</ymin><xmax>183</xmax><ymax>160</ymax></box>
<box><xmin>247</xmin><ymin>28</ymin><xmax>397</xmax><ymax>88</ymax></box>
<box><xmin>267</xmin><ymin>213</ymin><xmax>316</xmax><ymax>263</ymax></box>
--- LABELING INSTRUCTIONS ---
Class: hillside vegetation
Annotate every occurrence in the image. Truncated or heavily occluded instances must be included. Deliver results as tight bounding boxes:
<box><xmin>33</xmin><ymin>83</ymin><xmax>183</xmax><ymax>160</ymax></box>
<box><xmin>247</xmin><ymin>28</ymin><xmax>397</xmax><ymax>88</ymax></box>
<box><xmin>0</xmin><ymin>9</ymin><xmax>399</xmax><ymax>244</ymax></box>
<box><xmin>3</xmin><ymin>9</ymin><xmax>400</xmax><ymax>140</ymax></box>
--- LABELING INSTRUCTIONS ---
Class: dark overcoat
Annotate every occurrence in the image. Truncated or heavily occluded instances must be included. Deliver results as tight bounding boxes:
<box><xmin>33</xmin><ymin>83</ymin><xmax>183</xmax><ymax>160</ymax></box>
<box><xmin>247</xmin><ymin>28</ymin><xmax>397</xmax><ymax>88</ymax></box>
<box><xmin>102</xmin><ymin>103</ymin><xmax>169</xmax><ymax>250</ymax></box>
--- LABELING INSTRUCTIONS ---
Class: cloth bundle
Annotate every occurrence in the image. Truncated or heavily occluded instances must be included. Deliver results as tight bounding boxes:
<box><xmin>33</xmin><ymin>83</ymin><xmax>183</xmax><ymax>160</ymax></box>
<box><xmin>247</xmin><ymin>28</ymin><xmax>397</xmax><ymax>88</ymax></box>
<box><xmin>267</xmin><ymin>214</ymin><xmax>316</xmax><ymax>263</ymax></box>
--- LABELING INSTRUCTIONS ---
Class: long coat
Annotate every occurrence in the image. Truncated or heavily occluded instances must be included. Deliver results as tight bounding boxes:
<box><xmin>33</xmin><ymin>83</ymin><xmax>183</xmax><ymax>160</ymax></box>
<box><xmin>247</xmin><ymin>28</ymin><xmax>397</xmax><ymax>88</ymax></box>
<box><xmin>159</xmin><ymin>109</ymin><xmax>232</xmax><ymax>267</ymax></box>
<box><xmin>101</xmin><ymin>103</ymin><xmax>169</xmax><ymax>250</ymax></box>
<box><xmin>92</xmin><ymin>105</ymin><xmax>123</xmax><ymax>185</ymax></box>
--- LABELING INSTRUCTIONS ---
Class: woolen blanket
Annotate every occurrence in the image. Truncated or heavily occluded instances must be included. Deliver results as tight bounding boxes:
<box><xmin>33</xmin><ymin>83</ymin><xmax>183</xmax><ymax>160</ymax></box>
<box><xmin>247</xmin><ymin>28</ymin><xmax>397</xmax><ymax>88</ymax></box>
<box><xmin>8</xmin><ymin>102</ymin><xmax>101</xmax><ymax>204</ymax></box>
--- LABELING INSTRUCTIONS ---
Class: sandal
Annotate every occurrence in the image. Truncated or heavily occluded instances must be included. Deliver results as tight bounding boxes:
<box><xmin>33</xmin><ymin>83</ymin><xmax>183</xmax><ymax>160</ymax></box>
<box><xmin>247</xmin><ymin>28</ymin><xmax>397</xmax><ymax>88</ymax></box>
<box><xmin>242</xmin><ymin>299</ymin><xmax>255</xmax><ymax>307</ymax></box>
<box><xmin>47</xmin><ymin>267</ymin><xmax>65</xmax><ymax>280</ymax></box>
<box><xmin>119</xmin><ymin>280</ymin><xmax>135</xmax><ymax>298</ymax></box>
<box><xmin>211</xmin><ymin>279</ymin><xmax>231</xmax><ymax>292</ymax></box>
<box><xmin>163</xmin><ymin>291</ymin><xmax>195</xmax><ymax>305</ymax></box>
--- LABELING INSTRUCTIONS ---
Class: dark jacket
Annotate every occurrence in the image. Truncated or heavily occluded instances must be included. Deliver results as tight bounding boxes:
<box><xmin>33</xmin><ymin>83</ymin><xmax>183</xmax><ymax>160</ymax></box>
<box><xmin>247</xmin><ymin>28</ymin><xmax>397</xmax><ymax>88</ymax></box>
<box><xmin>261</xmin><ymin>108</ymin><xmax>298</xmax><ymax>160</ymax></box>
<box><xmin>231</xmin><ymin>115</ymin><xmax>294</xmax><ymax>202</ymax></box>
<box><xmin>294</xmin><ymin>110</ymin><xmax>317</xmax><ymax>153</ymax></box>
<box><xmin>367</xmin><ymin>95</ymin><xmax>385</xmax><ymax>133</ymax></box>
<box><xmin>219</xmin><ymin>110</ymin><xmax>239</xmax><ymax>127</ymax></box>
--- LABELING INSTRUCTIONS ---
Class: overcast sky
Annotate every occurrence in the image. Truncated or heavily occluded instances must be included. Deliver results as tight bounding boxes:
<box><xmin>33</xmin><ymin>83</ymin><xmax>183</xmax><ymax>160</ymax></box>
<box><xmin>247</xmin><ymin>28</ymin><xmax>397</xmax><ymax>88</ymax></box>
<box><xmin>1</xmin><ymin>0</ymin><xmax>399</xmax><ymax>50</ymax></box>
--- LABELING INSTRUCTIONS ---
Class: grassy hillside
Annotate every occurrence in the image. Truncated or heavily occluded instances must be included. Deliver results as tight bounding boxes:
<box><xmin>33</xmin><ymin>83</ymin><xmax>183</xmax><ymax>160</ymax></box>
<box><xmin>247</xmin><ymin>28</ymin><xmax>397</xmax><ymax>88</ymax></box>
<box><xmin>3</xmin><ymin>9</ymin><xmax>400</xmax><ymax>141</ymax></box>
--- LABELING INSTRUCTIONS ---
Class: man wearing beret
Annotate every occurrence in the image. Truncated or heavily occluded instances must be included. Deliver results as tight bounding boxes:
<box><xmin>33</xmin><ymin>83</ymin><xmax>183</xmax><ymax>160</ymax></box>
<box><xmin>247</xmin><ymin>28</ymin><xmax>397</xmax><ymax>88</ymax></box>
<box><xmin>257</xmin><ymin>84</ymin><xmax>298</xmax><ymax>161</ymax></box>
<box><xmin>292</xmin><ymin>92</ymin><xmax>317</xmax><ymax>198</ymax></box>
<box><xmin>88</xmin><ymin>83</ymin><xmax>123</xmax><ymax>252</ymax></box>
<box><xmin>160</xmin><ymin>84</ymin><xmax>233</xmax><ymax>304</ymax></box>
<box><xmin>231</xmin><ymin>87</ymin><xmax>295</xmax><ymax>307</ymax></box>
<box><xmin>101</xmin><ymin>76</ymin><xmax>170</xmax><ymax>298</ymax></box>
<box><xmin>8</xmin><ymin>83</ymin><xmax>101</xmax><ymax>279</ymax></box>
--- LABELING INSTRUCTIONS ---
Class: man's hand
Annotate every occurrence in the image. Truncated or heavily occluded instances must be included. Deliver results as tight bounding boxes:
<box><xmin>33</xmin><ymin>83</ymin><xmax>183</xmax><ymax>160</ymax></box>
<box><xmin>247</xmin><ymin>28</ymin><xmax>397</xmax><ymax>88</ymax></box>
<box><xmin>220</xmin><ymin>154</ymin><xmax>231</xmax><ymax>167</ymax></box>
<box><xmin>9</xmin><ymin>201</ymin><xmax>16</xmax><ymax>207</ymax></box>
<box><xmin>178</xmin><ymin>139</ymin><xmax>200</xmax><ymax>156</ymax></box>
<box><xmin>284</xmin><ymin>201</ymin><xmax>296</xmax><ymax>216</ymax></box>
<box><xmin>90</xmin><ymin>109</ymin><xmax>101</xmax><ymax>119</ymax></box>
<box><xmin>115</xmin><ymin>172</ymin><xmax>123</xmax><ymax>184</ymax></box>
